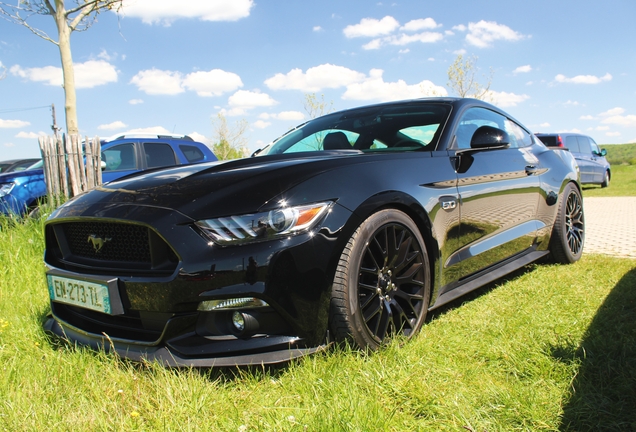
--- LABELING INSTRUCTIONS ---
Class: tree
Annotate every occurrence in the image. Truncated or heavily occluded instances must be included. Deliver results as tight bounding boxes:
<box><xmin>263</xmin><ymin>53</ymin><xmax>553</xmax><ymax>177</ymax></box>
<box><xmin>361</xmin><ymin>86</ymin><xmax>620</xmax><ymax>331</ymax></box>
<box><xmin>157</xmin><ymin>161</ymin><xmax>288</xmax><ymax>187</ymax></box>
<box><xmin>303</xmin><ymin>93</ymin><xmax>333</xmax><ymax>119</ymax></box>
<box><xmin>211</xmin><ymin>113</ymin><xmax>249</xmax><ymax>160</ymax></box>
<box><xmin>0</xmin><ymin>0</ymin><xmax>123</xmax><ymax>135</ymax></box>
<box><xmin>447</xmin><ymin>54</ymin><xmax>493</xmax><ymax>101</ymax></box>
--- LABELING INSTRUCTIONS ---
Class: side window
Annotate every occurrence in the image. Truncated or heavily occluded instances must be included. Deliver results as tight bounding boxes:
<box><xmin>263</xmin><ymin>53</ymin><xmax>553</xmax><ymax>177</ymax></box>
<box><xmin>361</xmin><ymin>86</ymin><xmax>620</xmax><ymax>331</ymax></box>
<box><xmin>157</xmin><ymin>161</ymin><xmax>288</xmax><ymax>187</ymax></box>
<box><xmin>565</xmin><ymin>136</ymin><xmax>580</xmax><ymax>152</ymax></box>
<box><xmin>577</xmin><ymin>136</ymin><xmax>591</xmax><ymax>154</ymax></box>
<box><xmin>180</xmin><ymin>144</ymin><xmax>205</xmax><ymax>163</ymax></box>
<box><xmin>503</xmin><ymin>119</ymin><xmax>532</xmax><ymax>148</ymax></box>
<box><xmin>102</xmin><ymin>143</ymin><xmax>137</xmax><ymax>171</ymax></box>
<box><xmin>454</xmin><ymin>107</ymin><xmax>503</xmax><ymax>149</ymax></box>
<box><xmin>144</xmin><ymin>143</ymin><xmax>177</xmax><ymax>168</ymax></box>
<box><xmin>589</xmin><ymin>139</ymin><xmax>601</xmax><ymax>155</ymax></box>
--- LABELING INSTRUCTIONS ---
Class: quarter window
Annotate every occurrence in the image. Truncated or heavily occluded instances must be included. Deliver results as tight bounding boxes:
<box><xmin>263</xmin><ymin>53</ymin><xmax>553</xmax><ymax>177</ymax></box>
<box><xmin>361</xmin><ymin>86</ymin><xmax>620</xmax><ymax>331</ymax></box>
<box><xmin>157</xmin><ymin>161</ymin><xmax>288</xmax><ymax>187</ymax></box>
<box><xmin>180</xmin><ymin>145</ymin><xmax>206</xmax><ymax>163</ymax></box>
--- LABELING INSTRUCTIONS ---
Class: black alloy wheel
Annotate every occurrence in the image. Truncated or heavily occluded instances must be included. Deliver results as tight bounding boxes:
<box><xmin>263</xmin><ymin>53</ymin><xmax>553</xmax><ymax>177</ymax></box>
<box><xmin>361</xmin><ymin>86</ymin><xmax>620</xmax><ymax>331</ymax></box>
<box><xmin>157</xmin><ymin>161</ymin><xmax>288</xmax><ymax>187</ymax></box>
<box><xmin>550</xmin><ymin>183</ymin><xmax>585</xmax><ymax>263</ymax></box>
<box><xmin>330</xmin><ymin>209</ymin><xmax>430</xmax><ymax>350</ymax></box>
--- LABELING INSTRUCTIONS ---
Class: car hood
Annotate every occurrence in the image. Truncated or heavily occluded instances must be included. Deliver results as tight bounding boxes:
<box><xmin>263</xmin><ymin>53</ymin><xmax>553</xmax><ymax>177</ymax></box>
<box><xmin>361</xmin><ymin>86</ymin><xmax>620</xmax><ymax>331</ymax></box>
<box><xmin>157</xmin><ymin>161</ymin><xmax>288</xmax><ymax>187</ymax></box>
<box><xmin>0</xmin><ymin>167</ymin><xmax>44</xmax><ymax>182</ymax></box>
<box><xmin>58</xmin><ymin>151</ymin><xmax>365</xmax><ymax>220</ymax></box>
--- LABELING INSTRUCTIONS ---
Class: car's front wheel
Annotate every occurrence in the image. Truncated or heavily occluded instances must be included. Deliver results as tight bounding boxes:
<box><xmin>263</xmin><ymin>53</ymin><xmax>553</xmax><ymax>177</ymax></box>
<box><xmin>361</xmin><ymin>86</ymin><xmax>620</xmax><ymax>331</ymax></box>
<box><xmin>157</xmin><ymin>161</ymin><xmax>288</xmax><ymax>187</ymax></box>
<box><xmin>329</xmin><ymin>209</ymin><xmax>430</xmax><ymax>350</ymax></box>
<box><xmin>549</xmin><ymin>183</ymin><xmax>585</xmax><ymax>263</ymax></box>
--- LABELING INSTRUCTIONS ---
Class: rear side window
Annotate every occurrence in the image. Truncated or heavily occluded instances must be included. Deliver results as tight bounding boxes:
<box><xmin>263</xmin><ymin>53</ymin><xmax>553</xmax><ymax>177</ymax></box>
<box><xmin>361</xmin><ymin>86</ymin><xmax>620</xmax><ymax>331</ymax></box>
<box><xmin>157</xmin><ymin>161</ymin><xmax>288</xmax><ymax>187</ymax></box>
<box><xmin>180</xmin><ymin>144</ymin><xmax>206</xmax><ymax>163</ymax></box>
<box><xmin>565</xmin><ymin>136</ymin><xmax>580</xmax><ymax>152</ymax></box>
<box><xmin>144</xmin><ymin>143</ymin><xmax>177</xmax><ymax>168</ymax></box>
<box><xmin>577</xmin><ymin>136</ymin><xmax>592</xmax><ymax>154</ymax></box>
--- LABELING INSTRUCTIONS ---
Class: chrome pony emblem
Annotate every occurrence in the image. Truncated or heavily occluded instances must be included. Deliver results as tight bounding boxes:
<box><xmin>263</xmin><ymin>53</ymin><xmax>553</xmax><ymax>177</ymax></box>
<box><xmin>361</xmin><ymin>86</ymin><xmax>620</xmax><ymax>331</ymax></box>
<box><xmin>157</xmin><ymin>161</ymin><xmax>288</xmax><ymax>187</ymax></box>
<box><xmin>87</xmin><ymin>234</ymin><xmax>112</xmax><ymax>253</ymax></box>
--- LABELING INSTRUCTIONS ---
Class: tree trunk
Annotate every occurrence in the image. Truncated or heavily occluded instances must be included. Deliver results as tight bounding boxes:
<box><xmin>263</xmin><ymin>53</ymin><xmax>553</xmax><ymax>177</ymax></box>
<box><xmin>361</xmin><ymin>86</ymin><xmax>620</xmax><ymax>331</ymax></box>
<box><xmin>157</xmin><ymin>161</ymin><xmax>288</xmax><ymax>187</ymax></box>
<box><xmin>54</xmin><ymin>0</ymin><xmax>79</xmax><ymax>135</ymax></box>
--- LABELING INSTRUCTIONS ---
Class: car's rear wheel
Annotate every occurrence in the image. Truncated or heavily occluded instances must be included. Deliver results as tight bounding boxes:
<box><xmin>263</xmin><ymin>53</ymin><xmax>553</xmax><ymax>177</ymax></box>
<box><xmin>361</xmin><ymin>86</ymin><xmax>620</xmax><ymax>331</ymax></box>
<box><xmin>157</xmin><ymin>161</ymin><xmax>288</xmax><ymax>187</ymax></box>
<box><xmin>330</xmin><ymin>209</ymin><xmax>430</xmax><ymax>350</ymax></box>
<box><xmin>549</xmin><ymin>183</ymin><xmax>585</xmax><ymax>263</ymax></box>
<box><xmin>601</xmin><ymin>170</ymin><xmax>610</xmax><ymax>188</ymax></box>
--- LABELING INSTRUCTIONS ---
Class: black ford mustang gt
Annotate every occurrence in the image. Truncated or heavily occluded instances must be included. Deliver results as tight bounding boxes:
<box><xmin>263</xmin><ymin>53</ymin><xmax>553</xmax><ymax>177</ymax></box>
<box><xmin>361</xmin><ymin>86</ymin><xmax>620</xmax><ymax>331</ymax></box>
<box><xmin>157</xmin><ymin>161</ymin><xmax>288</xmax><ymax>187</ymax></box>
<box><xmin>43</xmin><ymin>98</ymin><xmax>584</xmax><ymax>366</ymax></box>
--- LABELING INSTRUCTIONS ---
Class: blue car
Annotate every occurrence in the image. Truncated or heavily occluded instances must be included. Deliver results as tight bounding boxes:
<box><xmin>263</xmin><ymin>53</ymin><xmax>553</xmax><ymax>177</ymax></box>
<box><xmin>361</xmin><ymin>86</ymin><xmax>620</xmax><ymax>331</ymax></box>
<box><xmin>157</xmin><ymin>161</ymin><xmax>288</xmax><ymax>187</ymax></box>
<box><xmin>0</xmin><ymin>134</ymin><xmax>217</xmax><ymax>216</ymax></box>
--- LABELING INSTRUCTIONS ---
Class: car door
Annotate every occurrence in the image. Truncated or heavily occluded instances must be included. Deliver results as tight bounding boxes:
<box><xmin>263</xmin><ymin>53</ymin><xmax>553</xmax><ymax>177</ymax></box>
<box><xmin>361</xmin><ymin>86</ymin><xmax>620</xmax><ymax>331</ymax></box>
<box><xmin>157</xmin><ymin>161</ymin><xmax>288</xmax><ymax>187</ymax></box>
<box><xmin>442</xmin><ymin>107</ymin><xmax>542</xmax><ymax>285</ymax></box>
<box><xmin>567</xmin><ymin>135</ymin><xmax>592</xmax><ymax>183</ymax></box>
<box><xmin>585</xmin><ymin>137</ymin><xmax>605</xmax><ymax>183</ymax></box>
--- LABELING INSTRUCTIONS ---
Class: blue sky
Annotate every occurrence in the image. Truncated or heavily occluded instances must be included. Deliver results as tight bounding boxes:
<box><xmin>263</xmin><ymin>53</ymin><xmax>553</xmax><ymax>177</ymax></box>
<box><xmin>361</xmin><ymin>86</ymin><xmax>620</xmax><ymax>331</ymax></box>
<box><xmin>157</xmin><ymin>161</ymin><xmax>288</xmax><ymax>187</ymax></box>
<box><xmin>1</xmin><ymin>0</ymin><xmax>635</xmax><ymax>160</ymax></box>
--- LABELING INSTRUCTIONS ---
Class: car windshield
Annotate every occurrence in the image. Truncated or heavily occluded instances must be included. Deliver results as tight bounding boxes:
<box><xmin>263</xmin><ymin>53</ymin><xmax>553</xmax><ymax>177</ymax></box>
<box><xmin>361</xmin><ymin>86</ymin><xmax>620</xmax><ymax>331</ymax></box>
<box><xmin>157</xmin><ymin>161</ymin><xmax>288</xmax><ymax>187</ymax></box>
<box><xmin>257</xmin><ymin>102</ymin><xmax>451</xmax><ymax>156</ymax></box>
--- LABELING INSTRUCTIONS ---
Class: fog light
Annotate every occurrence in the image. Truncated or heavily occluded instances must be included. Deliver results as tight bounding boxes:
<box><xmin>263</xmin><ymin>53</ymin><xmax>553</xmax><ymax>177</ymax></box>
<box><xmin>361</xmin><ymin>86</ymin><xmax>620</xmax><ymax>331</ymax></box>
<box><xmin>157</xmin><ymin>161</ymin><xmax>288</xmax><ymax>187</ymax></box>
<box><xmin>232</xmin><ymin>311</ymin><xmax>245</xmax><ymax>332</ymax></box>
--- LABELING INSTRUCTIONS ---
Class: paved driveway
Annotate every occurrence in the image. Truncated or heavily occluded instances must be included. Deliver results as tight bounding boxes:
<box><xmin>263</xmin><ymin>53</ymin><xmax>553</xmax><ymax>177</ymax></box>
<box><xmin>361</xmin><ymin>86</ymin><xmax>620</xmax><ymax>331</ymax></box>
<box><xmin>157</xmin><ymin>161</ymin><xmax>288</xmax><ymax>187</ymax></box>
<box><xmin>583</xmin><ymin>197</ymin><xmax>636</xmax><ymax>259</ymax></box>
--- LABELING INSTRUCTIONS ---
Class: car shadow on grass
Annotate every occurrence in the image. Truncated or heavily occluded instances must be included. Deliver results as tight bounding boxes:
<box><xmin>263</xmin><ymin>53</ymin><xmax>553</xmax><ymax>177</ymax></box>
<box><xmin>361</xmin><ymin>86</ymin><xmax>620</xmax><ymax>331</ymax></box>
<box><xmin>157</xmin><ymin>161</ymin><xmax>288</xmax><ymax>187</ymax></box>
<box><xmin>555</xmin><ymin>267</ymin><xmax>636</xmax><ymax>431</ymax></box>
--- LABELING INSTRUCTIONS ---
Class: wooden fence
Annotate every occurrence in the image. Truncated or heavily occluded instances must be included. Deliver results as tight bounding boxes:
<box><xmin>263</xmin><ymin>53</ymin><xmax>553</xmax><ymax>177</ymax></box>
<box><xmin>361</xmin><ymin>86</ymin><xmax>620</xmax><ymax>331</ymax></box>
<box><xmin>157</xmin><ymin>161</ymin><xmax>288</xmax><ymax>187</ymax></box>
<box><xmin>38</xmin><ymin>134</ymin><xmax>102</xmax><ymax>206</ymax></box>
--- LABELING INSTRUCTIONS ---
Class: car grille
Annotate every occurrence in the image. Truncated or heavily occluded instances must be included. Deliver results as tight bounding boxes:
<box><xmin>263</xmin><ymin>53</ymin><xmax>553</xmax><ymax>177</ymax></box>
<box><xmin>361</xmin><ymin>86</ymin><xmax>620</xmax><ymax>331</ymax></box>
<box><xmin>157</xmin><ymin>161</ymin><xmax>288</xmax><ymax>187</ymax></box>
<box><xmin>63</xmin><ymin>221</ymin><xmax>152</xmax><ymax>262</ymax></box>
<box><xmin>45</xmin><ymin>220</ymin><xmax>179</xmax><ymax>276</ymax></box>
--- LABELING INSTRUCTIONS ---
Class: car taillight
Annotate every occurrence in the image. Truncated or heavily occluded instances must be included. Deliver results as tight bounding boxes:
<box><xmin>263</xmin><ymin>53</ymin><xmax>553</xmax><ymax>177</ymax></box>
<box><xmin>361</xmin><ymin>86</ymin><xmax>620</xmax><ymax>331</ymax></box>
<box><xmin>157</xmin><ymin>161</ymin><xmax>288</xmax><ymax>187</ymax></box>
<box><xmin>557</xmin><ymin>136</ymin><xmax>564</xmax><ymax>147</ymax></box>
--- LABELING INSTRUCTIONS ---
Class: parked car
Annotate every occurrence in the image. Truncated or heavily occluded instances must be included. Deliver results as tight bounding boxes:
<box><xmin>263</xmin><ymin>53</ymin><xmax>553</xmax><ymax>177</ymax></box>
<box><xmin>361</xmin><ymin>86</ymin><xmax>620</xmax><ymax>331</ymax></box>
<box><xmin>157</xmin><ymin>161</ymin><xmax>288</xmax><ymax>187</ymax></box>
<box><xmin>43</xmin><ymin>98</ymin><xmax>584</xmax><ymax>367</ymax></box>
<box><xmin>0</xmin><ymin>158</ymin><xmax>40</xmax><ymax>174</ymax></box>
<box><xmin>535</xmin><ymin>133</ymin><xmax>610</xmax><ymax>187</ymax></box>
<box><xmin>0</xmin><ymin>134</ymin><xmax>216</xmax><ymax>216</ymax></box>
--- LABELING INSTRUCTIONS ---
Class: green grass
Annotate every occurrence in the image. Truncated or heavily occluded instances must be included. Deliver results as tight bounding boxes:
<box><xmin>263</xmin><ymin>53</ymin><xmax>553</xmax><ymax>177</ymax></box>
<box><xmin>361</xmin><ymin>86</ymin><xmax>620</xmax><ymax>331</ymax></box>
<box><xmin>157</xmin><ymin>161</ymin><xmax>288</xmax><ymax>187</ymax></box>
<box><xmin>600</xmin><ymin>142</ymin><xmax>636</xmax><ymax>166</ymax></box>
<box><xmin>1</xmin><ymin>214</ymin><xmax>635</xmax><ymax>430</ymax></box>
<box><xmin>583</xmin><ymin>164</ymin><xmax>636</xmax><ymax>197</ymax></box>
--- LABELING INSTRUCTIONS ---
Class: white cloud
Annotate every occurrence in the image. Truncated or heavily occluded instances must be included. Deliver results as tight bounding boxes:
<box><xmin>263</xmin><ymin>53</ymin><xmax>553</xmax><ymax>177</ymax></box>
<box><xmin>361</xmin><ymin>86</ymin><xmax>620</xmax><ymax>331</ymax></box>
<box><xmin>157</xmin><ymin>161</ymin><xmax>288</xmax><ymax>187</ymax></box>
<box><xmin>187</xmin><ymin>132</ymin><xmax>211</xmax><ymax>145</ymax></box>
<box><xmin>580</xmin><ymin>115</ymin><xmax>595</xmax><ymax>120</ymax></box>
<box><xmin>11</xmin><ymin>60</ymin><xmax>117</xmax><ymax>88</ymax></box>
<box><xmin>513</xmin><ymin>65</ymin><xmax>532</xmax><ymax>74</ymax></box>
<box><xmin>554</xmin><ymin>73</ymin><xmax>612</xmax><ymax>84</ymax></box>
<box><xmin>343</xmin><ymin>16</ymin><xmax>400</xmax><ymax>38</ymax></box>
<box><xmin>464</xmin><ymin>20</ymin><xmax>525</xmax><ymax>48</ymax></box>
<box><xmin>400</xmin><ymin>18</ymin><xmax>441</xmax><ymax>32</ymax></box>
<box><xmin>131</xmin><ymin>68</ymin><xmax>242</xmax><ymax>96</ymax></box>
<box><xmin>129</xmin><ymin>99</ymin><xmax>144</xmax><ymax>105</ymax></box>
<box><xmin>182</xmin><ymin>69</ymin><xmax>243</xmax><ymax>97</ymax></box>
<box><xmin>601</xmin><ymin>114</ymin><xmax>636</xmax><ymax>127</ymax></box>
<box><xmin>265</xmin><ymin>64</ymin><xmax>366</xmax><ymax>92</ymax></box>
<box><xmin>599</xmin><ymin>107</ymin><xmax>625</xmax><ymax>116</ymax></box>
<box><xmin>606</xmin><ymin>131</ymin><xmax>621</xmax><ymax>137</ymax></box>
<box><xmin>313</xmin><ymin>26</ymin><xmax>323</xmax><ymax>32</ymax></box>
<box><xmin>228</xmin><ymin>90</ymin><xmax>277</xmax><ymax>110</ymax></box>
<box><xmin>252</xmin><ymin>120</ymin><xmax>271</xmax><ymax>129</ymax></box>
<box><xmin>4</xmin><ymin>143</ymin><xmax>15</xmax><ymax>147</ymax></box>
<box><xmin>0</xmin><ymin>119</ymin><xmax>30</xmax><ymax>128</ymax></box>
<box><xmin>98</xmin><ymin>121</ymin><xmax>127</xmax><ymax>130</ymax></box>
<box><xmin>539</xmin><ymin>122</ymin><xmax>551</xmax><ymax>128</ymax></box>
<box><xmin>486</xmin><ymin>90</ymin><xmax>530</xmax><ymax>107</ymax></box>
<box><xmin>453</xmin><ymin>24</ymin><xmax>467</xmax><ymax>32</ymax></box>
<box><xmin>595</xmin><ymin>126</ymin><xmax>610</xmax><ymax>131</ymax></box>
<box><xmin>15</xmin><ymin>131</ymin><xmax>46</xmax><ymax>138</ymax></box>
<box><xmin>130</xmin><ymin>69</ymin><xmax>184</xmax><ymax>95</ymax></box>
<box><xmin>342</xmin><ymin>69</ymin><xmax>447</xmax><ymax>102</ymax></box>
<box><xmin>364</xmin><ymin>31</ymin><xmax>443</xmax><ymax>50</ymax></box>
<box><xmin>121</xmin><ymin>0</ymin><xmax>254</xmax><ymax>25</ymax></box>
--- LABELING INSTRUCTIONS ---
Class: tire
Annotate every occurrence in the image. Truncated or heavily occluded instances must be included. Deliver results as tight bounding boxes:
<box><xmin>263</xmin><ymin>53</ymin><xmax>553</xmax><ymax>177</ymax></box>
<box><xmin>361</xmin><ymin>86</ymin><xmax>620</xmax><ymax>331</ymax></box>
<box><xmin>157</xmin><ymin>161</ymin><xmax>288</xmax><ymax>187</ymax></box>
<box><xmin>549</xmin><ymin>183</ymin><xmax>585</xmax><ymax>264</ymax></box>
<box><xmin>330</xmin><ymin>209</ymin><xmax>431</xmax><ymax>350</ymax></box>
<box><xmin>601</xmin><ymin>170</ymin><xmax>610</xmax><ymax>188</ymax></box>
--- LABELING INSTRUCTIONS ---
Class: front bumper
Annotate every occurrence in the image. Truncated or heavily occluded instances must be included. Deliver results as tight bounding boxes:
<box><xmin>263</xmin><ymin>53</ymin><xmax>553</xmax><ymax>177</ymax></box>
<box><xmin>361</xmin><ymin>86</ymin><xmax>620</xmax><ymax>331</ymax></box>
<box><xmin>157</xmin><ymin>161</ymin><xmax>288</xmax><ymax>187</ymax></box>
<box><xmin>44</xmin><ymin>312</ymin><xmax>327</xmax><ymax>367</ymax></box>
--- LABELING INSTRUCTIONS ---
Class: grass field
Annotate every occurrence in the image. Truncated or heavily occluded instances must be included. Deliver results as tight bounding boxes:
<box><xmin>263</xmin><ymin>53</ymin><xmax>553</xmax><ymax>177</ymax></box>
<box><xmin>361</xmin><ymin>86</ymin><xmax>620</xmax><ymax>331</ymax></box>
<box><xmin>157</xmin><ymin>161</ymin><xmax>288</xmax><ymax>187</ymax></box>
<box><xmin>1</xmin><ymin>146</ymin><xmax>635</xmax><ymax>431</ymax></box>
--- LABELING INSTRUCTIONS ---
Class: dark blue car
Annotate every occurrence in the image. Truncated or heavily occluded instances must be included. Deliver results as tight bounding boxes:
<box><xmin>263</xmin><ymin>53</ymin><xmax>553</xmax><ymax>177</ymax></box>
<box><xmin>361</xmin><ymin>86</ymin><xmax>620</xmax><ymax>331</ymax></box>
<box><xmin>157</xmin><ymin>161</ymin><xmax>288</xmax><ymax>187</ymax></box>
<box><xmin>0</xmin><ymin>134</ymin><xmax>217</xmax><ymax>216</ymax></box>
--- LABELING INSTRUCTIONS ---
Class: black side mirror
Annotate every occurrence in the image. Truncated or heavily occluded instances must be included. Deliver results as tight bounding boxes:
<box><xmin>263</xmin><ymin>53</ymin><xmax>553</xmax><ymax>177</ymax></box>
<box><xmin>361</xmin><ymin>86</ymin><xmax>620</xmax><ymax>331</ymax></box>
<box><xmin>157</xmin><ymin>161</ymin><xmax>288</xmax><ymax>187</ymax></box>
<box><xmin>601</xmin><ymin>148</ymin><xmax>607</xmax><ymax>156</ymax></box>
<box><xmin>470</xmin><ymin>126</ymin><xmax>510</xmax><ymax>150</ymax></box>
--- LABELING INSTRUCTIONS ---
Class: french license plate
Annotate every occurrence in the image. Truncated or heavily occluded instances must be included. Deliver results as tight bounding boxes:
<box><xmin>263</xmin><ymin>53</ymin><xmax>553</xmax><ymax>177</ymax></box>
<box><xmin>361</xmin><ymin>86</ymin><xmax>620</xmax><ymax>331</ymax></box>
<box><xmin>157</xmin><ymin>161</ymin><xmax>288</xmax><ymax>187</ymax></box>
<box><xmin>47</xmin><ymin>275</ymin><xmax>111</xmax><ymax>314</ymax></box>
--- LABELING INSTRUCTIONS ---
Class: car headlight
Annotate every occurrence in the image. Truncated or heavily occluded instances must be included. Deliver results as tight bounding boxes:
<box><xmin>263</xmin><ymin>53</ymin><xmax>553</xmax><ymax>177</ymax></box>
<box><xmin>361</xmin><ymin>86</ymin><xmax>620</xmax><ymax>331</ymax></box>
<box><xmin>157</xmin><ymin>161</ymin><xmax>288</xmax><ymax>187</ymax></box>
<box><xmin>0</xmin><ymin>182</ymin><xmax>15</xmax><ymax>198</ymax></box>
<box><xmin>195</xmin><ymin>201</ymin><xmax>333</xmax><ymax>245</ymax></box>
